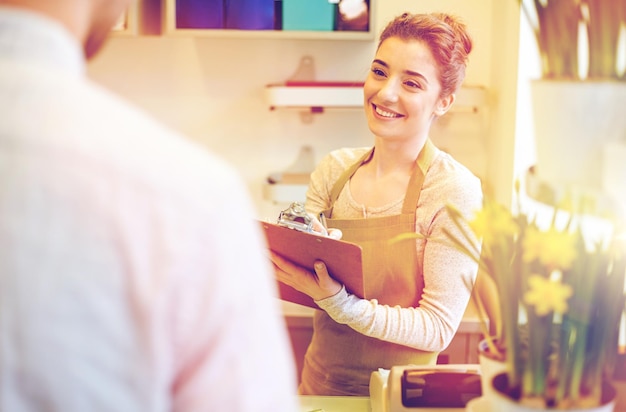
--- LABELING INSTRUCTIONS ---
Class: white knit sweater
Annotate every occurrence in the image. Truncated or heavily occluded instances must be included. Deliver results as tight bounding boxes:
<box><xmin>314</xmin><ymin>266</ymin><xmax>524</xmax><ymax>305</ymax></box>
<box><xmin>305</xmin><ymin>145</ymin><xmax>483</xmax><ymax>352</ymax></box>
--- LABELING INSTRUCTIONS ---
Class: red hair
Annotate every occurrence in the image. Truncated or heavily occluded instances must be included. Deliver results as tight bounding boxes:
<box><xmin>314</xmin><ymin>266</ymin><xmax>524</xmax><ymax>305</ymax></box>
<box><xmin>378</xmin><ymin>12</ymin><xmax>473</xmax><ymax>98</ymax></box>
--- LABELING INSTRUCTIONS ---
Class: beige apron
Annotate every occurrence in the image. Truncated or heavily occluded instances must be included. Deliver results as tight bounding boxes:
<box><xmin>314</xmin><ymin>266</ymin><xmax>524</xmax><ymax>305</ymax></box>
<box><xmin>300</xmin><ymin>140</ymin><xmax>439</xmax><ymax>396</ymax></box>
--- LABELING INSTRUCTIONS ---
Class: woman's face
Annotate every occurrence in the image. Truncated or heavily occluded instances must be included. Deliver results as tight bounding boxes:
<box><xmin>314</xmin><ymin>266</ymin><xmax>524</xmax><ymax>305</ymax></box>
<box><xmin>363</xmin><ymin>37</ymin><xmax>452</xmax><ymax>143</ymax></box>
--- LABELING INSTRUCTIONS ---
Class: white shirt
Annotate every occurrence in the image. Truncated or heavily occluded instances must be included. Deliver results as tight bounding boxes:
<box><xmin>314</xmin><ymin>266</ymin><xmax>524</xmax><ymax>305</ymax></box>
<box><xmin>0</xmin><ymin>7</ymin><xmax>298</xmax><ymax>412</ymax></box>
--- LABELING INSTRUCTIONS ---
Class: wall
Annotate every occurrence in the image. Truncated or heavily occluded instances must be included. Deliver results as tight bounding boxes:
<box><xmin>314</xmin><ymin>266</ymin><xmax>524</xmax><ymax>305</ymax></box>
<box><xmin>88</xmin><ymin>0</ymin><xmax>519</xmax><ymax>217</ymax></box>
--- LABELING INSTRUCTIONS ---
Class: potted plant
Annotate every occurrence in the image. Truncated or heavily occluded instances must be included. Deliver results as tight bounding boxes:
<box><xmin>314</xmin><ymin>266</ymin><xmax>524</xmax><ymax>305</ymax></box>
<box><xmin>613</xmin><ymin>350</ymin><xmax>626</xmax><ymax>411</ymax></box>
<box><xmin>519</xmin><ymin>0</ymin><xmax>626</xmax><ymax>196</ymax></box>
<box><xmin>443</xmin><ymin>187</ymin><xmax>626</xmax><ymax>409</ymax></box>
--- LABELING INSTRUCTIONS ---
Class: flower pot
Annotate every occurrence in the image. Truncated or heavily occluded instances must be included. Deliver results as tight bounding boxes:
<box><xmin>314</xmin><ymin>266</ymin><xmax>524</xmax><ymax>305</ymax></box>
<box><xmin>530</xmin><ymin>80</ymin><xmax>626</xmax><ymax>194</ymax></box>
<box><xmin>478</xmin><ymin>338</ymin><xmax>507</xmax><ymax>397</ymax></box>
<box><xmin>490</xmin><ymin>372</ymin><xmax>617</xmax><ymax>412</ymax></box>
<box><xmin>612</xmin><ymin>352</ymin><xmax>626</xmax><ymax>412</ymax></box>
<box><xmin>612</xmin><ymin>379</ymin><xmax>626</xmax><ymax>412</ymax></box>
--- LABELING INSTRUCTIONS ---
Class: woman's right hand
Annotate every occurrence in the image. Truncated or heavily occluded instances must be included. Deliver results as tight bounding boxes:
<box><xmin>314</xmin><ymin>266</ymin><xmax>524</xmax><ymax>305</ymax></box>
<box><xmin>308</xmin><ymin>213</ymin><xmax>343</xmax><ymax>240</ymax></box>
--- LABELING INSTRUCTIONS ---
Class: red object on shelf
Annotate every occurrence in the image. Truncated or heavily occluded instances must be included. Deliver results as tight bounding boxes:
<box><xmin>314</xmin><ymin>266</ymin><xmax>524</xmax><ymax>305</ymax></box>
<box><xmin>284</xmin><ymin>81</ymin><xmax>364</xmax><ymax>87</ymax></box>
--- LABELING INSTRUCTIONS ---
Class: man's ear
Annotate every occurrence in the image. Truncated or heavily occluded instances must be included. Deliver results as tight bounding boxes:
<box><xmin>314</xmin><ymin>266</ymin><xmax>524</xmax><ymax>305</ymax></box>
<box><xmin>434</xmin><ymin>93</ymin><xmax>455</xmax><ymax>116</ymax></box>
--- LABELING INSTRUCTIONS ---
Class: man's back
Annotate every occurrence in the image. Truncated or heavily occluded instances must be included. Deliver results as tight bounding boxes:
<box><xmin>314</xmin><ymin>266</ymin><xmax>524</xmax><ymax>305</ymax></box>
<box><xmin>0</xmin><ymin>6</ymin><xmax>298</xmax><ymax>411</ymax></box>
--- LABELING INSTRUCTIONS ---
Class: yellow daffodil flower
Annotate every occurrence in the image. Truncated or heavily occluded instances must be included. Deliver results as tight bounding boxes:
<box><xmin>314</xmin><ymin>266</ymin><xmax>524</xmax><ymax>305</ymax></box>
<box><xmin>523</xmin><ymin>274</ymin><xmax>573</xmax><ymax>316</ymax></box>
<box><xmin>469</xmin><ymin>202</ymin><xmax>518</xmax><ymax>244</ymax></box>
<box><xmin>443</xmin><ymin>192</ymin><xmax>624</xmax><ymax>406</ymax></box>
<box><xmin>522</xmin><ymin>226</ymin><xmax>577</xmax><ymax>270</ymax></box>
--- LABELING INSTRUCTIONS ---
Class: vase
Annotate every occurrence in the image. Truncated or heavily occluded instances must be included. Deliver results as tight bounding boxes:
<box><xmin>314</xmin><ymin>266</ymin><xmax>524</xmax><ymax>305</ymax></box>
<box><xmin>489</xmin><ymin>372</ymin><xmax>617</xmax><ymax>412</ymax></box>
<box><xmin>478</xmin><ymin>338</ymin><xmax>507</xmax><ymax>397</ymax></box>
<box><xmin>530</xmin><ymin>80</ymin><xmax>626</xmax><ymax>195</ymax></box>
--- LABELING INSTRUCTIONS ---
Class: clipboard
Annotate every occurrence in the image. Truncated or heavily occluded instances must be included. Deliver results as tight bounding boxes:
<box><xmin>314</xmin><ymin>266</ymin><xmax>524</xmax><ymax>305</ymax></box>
<box><xmin>259</xmin><ymin>221</ymin><xmax>364</xmax><ymax>309</ymax></box>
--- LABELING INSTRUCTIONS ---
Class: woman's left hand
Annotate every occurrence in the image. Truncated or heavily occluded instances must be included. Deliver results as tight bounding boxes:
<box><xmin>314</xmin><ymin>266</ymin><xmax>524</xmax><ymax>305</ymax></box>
<box><xmin>270</xmin><ymin>251</ymin><xmax>342</xmax><ymax>301</ymax></box>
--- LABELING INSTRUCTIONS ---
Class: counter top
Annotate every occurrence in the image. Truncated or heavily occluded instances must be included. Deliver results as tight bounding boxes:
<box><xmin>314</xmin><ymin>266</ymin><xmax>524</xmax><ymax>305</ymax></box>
<box><xmin>299</xmin><ymin>395</ymin><xmax>370</xmax><ymax>412</ymax></box>
<box><xmin>298</xmin><ymin>395</ymin><xmax>475</xmax><ymax>412</ymax></box>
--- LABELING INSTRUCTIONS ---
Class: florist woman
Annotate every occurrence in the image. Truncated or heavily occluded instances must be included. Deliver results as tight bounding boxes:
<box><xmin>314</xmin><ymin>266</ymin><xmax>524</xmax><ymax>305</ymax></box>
<box><xmin>271</xmin><ymin>11</ymin><xmax>483</xmax><ymax>396</ymax></box>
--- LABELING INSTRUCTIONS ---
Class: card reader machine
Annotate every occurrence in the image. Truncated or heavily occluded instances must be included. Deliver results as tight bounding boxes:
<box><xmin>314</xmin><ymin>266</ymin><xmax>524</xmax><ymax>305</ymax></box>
<box><xmin>369</xmin><ymin>364</ymin><xmax>482</xmax><ymax>412</ymax></box>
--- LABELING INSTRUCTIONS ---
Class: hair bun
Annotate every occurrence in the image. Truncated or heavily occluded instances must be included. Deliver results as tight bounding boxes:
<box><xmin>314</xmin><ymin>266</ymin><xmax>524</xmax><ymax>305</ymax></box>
<box><xmin>377</xmin><ymin>12</ymin><xmax>473</xmax><ymax>96</ymax></box>
<box><xmin>441</xmin><ymin>14</ymin><xmax>473</xmax><ymax>55</ymax></box>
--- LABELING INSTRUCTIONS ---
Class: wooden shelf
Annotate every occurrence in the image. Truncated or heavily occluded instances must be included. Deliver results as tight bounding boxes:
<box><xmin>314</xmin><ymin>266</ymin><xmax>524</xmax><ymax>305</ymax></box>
<box><xmin>163</xmin><ymin>28</ymin><xmax>374</xmax><ymax>40</ymax></box>
<box><xmin>266</xmin><ymin>83</ymin><xmax>490</xmax><ymax>113</ymax></box>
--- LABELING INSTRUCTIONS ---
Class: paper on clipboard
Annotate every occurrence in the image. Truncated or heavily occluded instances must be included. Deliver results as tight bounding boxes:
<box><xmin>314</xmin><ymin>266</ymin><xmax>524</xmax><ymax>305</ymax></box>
<box><xmin>259</xmin><ymin>221</ymin><xmax>364</xmax><ymax>309</ymax></box>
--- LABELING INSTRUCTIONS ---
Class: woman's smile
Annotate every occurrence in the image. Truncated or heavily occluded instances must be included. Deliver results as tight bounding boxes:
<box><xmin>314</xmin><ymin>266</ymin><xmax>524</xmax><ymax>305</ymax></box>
<box><xmin>372</xmin><ymin>103</ymin><xmax>404</xmax><ymax>119</ymax></box>
<box><xmin>364</xmin><ymin>37</ymin><xmax>447</xmax><ymax>142</ymax></box>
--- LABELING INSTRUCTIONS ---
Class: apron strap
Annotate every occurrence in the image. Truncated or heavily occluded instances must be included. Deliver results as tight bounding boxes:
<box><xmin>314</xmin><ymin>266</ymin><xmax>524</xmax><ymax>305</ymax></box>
<box><xmin>327</xmin><ymin>148</ymin><xmax>374</xmax><ymax>215</ymax></box>
<box><xmin>326</xmin><ymin>140</ymin><xmax>438</xmax><ymax>217</ymax></box>
<box><xmin>401</xmin><ymin>139</ymin><xmax>437</xmax><ymax>214</ymax></box>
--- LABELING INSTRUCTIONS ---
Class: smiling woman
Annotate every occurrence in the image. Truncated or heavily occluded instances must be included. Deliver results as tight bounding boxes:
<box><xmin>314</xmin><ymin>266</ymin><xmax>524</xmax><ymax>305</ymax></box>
<box><xmin>269</xmin><ymin>12</ymin><xmax>483</xmax><ymax>397</ymax></box>
<box><xmin>363</xmin><ymin>36</ymin><xmax>454</xmax><ymax>160</ymax></box>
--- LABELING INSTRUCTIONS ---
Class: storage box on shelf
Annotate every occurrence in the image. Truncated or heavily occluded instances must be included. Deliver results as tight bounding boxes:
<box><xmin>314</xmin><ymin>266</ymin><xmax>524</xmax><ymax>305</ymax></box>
<box><xmin>282</xmin><ymin>0</ymin><xmax>335</xmax><ymax>31</ymax></box>
<box><xmin>162</xmin><ymin>0</ymin><xmax>375</xmax><ymax>40</ymax></box>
